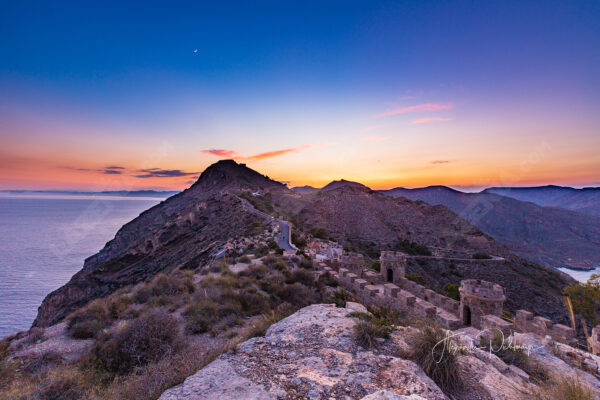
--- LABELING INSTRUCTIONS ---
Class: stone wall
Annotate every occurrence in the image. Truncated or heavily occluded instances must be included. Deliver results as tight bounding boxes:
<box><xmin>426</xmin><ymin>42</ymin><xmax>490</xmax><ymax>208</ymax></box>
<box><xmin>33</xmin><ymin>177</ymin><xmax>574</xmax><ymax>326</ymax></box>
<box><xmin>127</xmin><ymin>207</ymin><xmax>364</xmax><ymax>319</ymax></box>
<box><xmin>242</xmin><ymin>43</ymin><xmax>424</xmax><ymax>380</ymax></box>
<box><xmin>335</xmin><ymin>267</ymin><xmax>461</xmax><ymax>329</ymax></box>
<box><xmin>397</xmin><ymin>277</ymin><xmax>460</xmax><ymax>315</ymax></box>
<box><xmin>514</xmin><ymin>310</ymin><xmax>576</xmax><ymax>345</ymax></box>
<box><xmin>320</xmin><ymin>251</ymin><xmax>584</xmax><ymax>350</ymax></box>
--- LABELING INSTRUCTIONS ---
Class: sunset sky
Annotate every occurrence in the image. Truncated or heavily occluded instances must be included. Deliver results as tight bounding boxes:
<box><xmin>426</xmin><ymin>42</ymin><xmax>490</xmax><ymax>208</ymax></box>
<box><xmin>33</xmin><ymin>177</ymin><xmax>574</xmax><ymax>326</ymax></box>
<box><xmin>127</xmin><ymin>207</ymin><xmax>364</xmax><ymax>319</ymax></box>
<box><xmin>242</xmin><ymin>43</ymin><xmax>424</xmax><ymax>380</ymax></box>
<box><xmin>1</xmin><ymin>1</ymin><xmax>599</xmax><ymax>191</ymax></box>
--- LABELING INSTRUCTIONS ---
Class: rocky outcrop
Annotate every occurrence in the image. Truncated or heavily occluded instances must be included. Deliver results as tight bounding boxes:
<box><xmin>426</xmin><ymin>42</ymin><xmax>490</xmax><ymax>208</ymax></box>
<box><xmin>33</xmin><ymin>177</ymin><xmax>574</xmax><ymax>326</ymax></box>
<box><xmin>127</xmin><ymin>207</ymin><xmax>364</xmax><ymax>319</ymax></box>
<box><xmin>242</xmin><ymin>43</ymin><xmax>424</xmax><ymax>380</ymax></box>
<box><xmin>159</xmin><ymin>303</ymin><xmax>600</xmax><ymax>400</ymax></box>
<box><xmin>159</xmin><ymin>303</ymin><xmax>448</xmax><ymax>400</ymax></box>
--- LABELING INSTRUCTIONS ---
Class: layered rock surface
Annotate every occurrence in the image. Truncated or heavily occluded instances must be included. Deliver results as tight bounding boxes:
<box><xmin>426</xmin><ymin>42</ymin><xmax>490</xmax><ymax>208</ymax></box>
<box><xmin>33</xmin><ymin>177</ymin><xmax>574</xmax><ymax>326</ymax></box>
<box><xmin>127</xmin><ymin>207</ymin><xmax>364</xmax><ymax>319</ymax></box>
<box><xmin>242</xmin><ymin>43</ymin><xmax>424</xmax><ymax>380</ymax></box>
<box><xmin>159</xmin><ymin>303</ymin><xmax>448</xmax><ymax>400</ymax></box>
<box><xmin>160</xmin><ymin>303</ymin><xmax>600</xmax><ymax>400</ymax></box>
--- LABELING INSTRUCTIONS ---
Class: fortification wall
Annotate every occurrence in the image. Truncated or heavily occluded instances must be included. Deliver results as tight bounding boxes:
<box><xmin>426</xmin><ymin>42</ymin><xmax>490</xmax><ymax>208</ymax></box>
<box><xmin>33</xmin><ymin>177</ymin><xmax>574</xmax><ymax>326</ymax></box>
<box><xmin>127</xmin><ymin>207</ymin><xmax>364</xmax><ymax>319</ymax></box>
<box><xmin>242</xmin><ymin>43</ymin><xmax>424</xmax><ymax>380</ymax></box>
<box><xmin>335</xmin><ymin>268</ymin><xmax>461</xmax><ymax>329</ymax></box>
<box><xmin>323</xmin><ymin>253</ymin><xmax>580</xmax><ymax>349</ymax></box>
<box><xmin>397</xmin><ymin>277</ymin><xmax>460</xmax><ymax>315</ymax></box>
<box><xmin>515</xmin><ymin>310</ymin><xmax>576</xmax><ymax>345</ymax></box>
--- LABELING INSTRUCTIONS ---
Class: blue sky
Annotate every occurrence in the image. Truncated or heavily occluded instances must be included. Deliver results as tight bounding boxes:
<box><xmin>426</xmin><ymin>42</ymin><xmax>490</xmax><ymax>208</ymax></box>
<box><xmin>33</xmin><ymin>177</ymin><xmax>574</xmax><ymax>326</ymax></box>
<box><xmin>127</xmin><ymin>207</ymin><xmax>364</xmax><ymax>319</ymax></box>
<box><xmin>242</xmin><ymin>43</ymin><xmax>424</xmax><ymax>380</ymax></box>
<box><xmin>1</xmin><ymin>1</ymin><xmax>599</xmax><ymax>189</ymax></box>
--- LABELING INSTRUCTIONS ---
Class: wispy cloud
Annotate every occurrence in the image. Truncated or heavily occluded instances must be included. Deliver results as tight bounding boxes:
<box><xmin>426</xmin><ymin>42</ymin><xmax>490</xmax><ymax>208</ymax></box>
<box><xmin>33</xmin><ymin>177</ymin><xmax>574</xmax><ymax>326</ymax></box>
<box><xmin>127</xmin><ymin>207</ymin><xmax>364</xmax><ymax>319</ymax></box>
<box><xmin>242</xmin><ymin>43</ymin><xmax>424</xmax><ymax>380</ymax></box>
<box><xmin>431</xmin><ymin>160</ymin><xmax>451</xmax><ymax>164</ymax></box>
<box><xmin>200</xmin><ymin>149</ymin><xmax>238</xmax><ymax>158</ymax></box>
<box><xmin>360</xmin><ymin>135</ymin><xmax>392</xmax><ymax>142</ymax></box>
<box><xmin>202</xmin><ymin>142</ymin><xmax>337</xmax><ymax>162</ymax></box>
<box><xmin>411</xmin><ymin>117</ymin><xmax>453</xmax><ymax>124</ymax></box>
<box><xmin>374</xmin><ymin>102</ymin><xmax>452</xmax><ymax>118</ymax></box>
<box><xmin>246</xmin><ymin>146</ymin><xmax>309</xmax><ymax>160</ymax></box>
<box><xmin>135</xmin><ymin>169</ymin><xmax>199</xmax><ymax>178</ymax></box>
<box><xmin>62</xmin><ymin>165</ymin><xmax>125</xmax><ymax>175</ymax></box>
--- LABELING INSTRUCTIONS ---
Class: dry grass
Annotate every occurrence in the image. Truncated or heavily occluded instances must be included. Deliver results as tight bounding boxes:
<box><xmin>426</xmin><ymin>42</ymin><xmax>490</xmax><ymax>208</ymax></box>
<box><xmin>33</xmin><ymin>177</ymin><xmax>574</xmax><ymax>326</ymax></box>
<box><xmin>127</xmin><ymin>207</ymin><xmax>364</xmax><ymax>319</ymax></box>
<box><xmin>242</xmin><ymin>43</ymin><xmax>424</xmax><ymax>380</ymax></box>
<box><xmin>349</xmin><ymin>311</ymin><xmax>392</xmax><ymax>349</ymax></box>
<box><xmin>480</xmin><ymin>332</ymin><xmax>549</xmax><ymax>384</ymax></box>
<box><xmin>527</xmin><ymin>376</ymin><xmax>595</xmax><ymax>400</ymax></box>
<box><xmin>407</xmin><ymin>324</ymin><xmax>462</xmax><ymax>393</ymax></box>
<box><xmin>1</xmin><ymin>256</ymin><xmax>331</xmax><ymax>400</ymax></box>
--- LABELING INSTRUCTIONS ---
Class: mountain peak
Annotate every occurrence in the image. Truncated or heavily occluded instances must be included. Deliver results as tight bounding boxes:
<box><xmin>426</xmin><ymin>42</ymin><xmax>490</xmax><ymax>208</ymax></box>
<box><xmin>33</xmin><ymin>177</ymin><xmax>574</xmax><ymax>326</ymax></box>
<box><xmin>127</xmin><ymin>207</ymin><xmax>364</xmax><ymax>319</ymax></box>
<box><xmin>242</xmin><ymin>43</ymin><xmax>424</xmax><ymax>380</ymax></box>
<box><xmin>191</xmin><ymin>160</ymin><xmax>284</xmax><ymax>191</ymax></box>
<box><xmin>321</xmin><ymin>179</ymin><xmax>369</xmax><ymax>191</ymax></box>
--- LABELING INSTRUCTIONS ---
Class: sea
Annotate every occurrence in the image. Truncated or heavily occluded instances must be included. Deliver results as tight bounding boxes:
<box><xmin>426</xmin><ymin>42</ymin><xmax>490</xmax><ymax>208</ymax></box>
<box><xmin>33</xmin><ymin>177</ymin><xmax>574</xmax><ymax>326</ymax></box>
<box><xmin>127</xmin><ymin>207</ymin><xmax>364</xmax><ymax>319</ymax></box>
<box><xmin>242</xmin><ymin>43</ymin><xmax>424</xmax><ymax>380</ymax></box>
<box><xmin>0</xmin><ymin>194</ymin><xmax>597</xmax><ymax>339</ymax></box>
<box><xmin>0</xmin><ymin>194</ymin><xmax>164</xmax><ymax>338</ymax></box>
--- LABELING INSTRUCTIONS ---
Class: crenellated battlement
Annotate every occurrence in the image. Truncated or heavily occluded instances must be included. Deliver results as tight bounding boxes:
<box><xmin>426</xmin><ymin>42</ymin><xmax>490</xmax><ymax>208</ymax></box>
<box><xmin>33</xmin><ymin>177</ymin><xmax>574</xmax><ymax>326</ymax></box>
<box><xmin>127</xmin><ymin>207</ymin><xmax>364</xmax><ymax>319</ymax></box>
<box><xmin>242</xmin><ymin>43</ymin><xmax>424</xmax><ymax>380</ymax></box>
<box><xmin>514</xmin><ymin>310</ymin><xmax>576</xmax><ymax>345</ymax></box>
<box><xmin>318</xmin><ymin>250</ymin><xmax>585</xmax><ymax>349</ymax></box>
<box><xmin>340</xmin><ymin>252</ymin><xmax>365</xmax><ymax>272</ymax></box>
<box><xmin>460</xmin><ymin>279</ymin><xmax>505</xmax><ymax>302</ymax></box>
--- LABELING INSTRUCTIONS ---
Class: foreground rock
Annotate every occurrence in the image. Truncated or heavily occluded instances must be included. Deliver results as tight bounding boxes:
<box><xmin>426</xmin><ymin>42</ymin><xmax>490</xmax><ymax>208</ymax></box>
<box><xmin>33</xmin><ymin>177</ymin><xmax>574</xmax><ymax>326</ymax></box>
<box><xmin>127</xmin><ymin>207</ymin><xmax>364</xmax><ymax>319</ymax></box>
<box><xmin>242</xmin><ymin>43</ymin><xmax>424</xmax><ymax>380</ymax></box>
<box><xmin>159</xmin><ymin>303</ymin><xmax>448</xmax><ymax>400</ymax></box>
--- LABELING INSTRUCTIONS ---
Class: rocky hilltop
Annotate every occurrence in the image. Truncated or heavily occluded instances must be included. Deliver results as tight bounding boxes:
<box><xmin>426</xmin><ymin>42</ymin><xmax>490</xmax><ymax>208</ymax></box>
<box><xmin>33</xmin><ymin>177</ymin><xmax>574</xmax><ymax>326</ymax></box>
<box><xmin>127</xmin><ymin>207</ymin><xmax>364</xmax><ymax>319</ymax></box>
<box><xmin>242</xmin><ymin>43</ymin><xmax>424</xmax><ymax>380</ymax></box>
<box><xmin>33</xmin><ymin>160</ymin><xmax>283</xmax><ymax>327</ymax></box>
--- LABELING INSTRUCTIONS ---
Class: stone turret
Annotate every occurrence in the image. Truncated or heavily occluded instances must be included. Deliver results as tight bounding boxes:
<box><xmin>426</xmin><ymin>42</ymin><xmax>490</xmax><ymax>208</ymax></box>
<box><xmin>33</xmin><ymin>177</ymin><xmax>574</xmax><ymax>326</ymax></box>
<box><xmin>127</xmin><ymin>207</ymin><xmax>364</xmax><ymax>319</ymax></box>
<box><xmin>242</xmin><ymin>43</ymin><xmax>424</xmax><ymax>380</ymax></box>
<box><xmin>380</xmin><ymin>251</ymin><xmax>406</xmax><ymax>285</ymax></box>
<box><xmin>459</xmin><ymin>279</ymin><xmax>505</xmax><ymax>329</ymax></box>
<box><xmin>340</xmin><ymin>252</ymin><xmax>364</xmax><ymax>273</ymax></box>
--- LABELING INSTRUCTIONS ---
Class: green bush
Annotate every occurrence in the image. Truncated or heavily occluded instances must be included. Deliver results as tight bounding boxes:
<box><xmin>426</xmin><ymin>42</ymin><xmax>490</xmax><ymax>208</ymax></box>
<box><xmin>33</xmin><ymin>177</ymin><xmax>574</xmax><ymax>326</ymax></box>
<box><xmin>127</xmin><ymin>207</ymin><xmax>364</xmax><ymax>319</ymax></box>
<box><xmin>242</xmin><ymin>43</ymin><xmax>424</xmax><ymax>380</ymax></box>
<box><xmin>331</xmin><ymin>288</ymin><xmax>348</xmax><ymax>307</ymax></box>
<box><xmin>397</xmin><ymin>239</ymin><xmax>431</xmax><ymax>256</ymax></box>
<box><xmin>369</xmin><ymin>261</ymin><xmax>381</xmax><ymax>272</ymax></box>
<box><xmin>406</xmin><ymin>273</ymin><xmax>426</xmax><ymax>286</ymax></box>
<box><xmin>442</xmin><ymin>283</ymin><xmax>460</xmax><ymax>301</ymax></box>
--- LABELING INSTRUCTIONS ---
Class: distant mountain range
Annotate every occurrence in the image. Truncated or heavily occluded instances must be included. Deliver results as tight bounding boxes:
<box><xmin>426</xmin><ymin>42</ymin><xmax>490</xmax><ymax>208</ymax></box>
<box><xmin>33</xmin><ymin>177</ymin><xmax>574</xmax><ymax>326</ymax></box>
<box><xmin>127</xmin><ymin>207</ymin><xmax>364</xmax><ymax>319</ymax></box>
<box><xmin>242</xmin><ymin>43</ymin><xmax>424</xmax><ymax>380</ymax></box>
<box><xmin>0</xmin><ymin>190</ymin><xmax>179</xmax><ymax>198</ymax></box>
<box><xmin>380</xmin><ymin>185</ymin><xmax>600</xmax><ymax>270</ymax></box>
<box><xmin>293</xmin><ymin>181</ymin><xmax>600</xmax><ymax>270</ymax></box>
<box><xmin>483</xmin><ymin>185</ymin><xmax>600</xmax><ymax>216</ymax></box>
<box><xmin>291</xmin><ymin>179</ymin><xmax>368</xmax><ymax>194</ymax></box>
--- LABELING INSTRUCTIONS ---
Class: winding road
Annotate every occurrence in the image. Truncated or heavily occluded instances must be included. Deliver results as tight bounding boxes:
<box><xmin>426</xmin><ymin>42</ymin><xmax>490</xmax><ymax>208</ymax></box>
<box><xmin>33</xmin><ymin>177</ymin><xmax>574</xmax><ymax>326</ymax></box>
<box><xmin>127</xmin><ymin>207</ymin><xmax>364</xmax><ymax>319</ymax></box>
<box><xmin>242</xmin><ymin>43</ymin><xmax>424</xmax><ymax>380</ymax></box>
<box><xmin>236</xmin><ymin>196</ymin><xmax>297</xmax><ymax>252</ymax></box>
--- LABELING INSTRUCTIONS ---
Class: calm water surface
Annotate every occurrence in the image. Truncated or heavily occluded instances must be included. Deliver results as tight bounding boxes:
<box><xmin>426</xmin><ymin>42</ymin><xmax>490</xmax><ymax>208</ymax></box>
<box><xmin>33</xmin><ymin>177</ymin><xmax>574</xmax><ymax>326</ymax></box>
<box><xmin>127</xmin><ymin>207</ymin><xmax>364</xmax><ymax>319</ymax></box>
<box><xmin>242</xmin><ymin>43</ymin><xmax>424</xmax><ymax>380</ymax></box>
<box><xmin>0</xmin><ymin>195</ymin><xmax>163</xmax><ymax>338</ymax></box>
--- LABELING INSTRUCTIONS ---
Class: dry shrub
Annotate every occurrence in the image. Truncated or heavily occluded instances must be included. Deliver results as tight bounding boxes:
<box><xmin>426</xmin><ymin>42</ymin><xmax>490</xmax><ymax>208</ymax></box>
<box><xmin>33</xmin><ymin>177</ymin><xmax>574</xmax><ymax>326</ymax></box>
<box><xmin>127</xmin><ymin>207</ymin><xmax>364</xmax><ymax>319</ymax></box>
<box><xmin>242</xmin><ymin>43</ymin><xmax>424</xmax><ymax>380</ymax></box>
<box><xmin>109</xmin><ymin>344</ymin><xmax>225</xmax><ymax>400</ymax></box>
<box><xmin>67</xmin><ymin>300</ymin><xmax>111</xmax><ymax>339</ymax></box>
<box><xmin>272</xmin><ymin>282</ymin><xmax>320</xmax><ymax>306</ymax></box>
<box><xmin>350</xmin><ymin>312</ymin><xmax>392</xmax><ymax>348</ymax></box>
<box><xmin>286</xmin><ymin>269</ymin><xmax>315</xmax><ymax>286</ymax></box>
<box><xmin>150</xmin><ymin>273</ymin><xmax>194</xmax><ymax>297</ymax></box>
<box><xmin>408</xmin><ymin>325</ymin><xmax>462</xmax><ymax>393</ymax></box>
<box><xmin>92</xmin><ymin>311</ymin><xmax>182</xmax><ymax>374</ymax></box>
<box><xmin>246</xmin><ymin>303</ymin><xmax>295</xmax><ymax>339</ymax></box>
<box><xmin>239</xmin><ymin>264</ymin><xmax>268</xmax><ymax>280</ymax></box>
<box><xmin>528</xmin><ymin>376</ymin><xmax>594</xmax><ymax>400</ymax></box>
<box><xmin>233</xmin><ymin>288</ymin><xmax>270</xmax><ymax>315</ymax></box>
<box><xmin>183</xmin><ymin>300</ymin><xmax>218</xmax><ymax>334</ymax></box>
<box><xmin>19</xmin><ymin>350</ymin><xmax>62</xmax><ymax>374</ymax></box>
<box><xmin>35</xmin><ymin>367</ymin><xmax>85</xmax><ymax>400</ymax></box>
